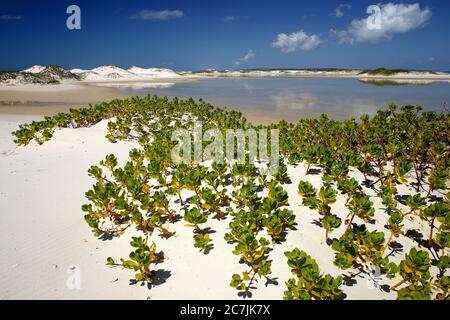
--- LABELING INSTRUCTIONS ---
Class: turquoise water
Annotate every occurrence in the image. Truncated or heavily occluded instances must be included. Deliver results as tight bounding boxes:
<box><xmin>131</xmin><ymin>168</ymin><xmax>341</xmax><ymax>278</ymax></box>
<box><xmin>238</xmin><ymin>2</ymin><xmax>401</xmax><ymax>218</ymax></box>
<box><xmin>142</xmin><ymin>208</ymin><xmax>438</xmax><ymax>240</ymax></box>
<box><xmin>113</xmin><ymin>77</ymin><xmax>450</xmax><ymax>122</ymax></box>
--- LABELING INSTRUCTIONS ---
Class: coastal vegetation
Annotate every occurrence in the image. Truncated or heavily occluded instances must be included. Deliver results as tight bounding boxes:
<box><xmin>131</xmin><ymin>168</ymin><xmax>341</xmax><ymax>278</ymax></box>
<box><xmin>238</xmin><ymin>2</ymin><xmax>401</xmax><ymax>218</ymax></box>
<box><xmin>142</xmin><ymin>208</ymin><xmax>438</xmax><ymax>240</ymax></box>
<box><xmin>0</xmin><ymin>65</ymin><xmax>79</xmax><ymax>85</ymax></box>
<box><xmin>0</xmin><ymin>70</ymin><xmax>60</xmax><ymax>85</ymax></box>
<box><xmin>12</xmin><ymin>95</ymin><xmax>449</xmax><ymax>300</ymax></box>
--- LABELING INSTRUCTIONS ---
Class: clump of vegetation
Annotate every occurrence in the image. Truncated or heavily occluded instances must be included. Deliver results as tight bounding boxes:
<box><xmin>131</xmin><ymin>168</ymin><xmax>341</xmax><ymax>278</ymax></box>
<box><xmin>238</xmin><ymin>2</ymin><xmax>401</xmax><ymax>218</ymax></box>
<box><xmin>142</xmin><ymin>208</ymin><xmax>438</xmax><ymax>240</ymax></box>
<box><xmin>0</xmin><ymin>70</ymin><xmax>60</xmax><ymax>85</ymax></box>
<box><xmin>39</xmin><ymin>65</ymin><xmax>79</xmax><ymax>81</ymax></box>
<box><xmin>107</xmin><ymin>236</ymin><xmax>164</xmax><ymax>285</ymax></box>
<box><xmin>284</xmin><ymin>248</ymin><xmax>344</xmax><ymax>300</ymax></box>
<box><xmin>298</xmin><ymin>181</ymin><xmax>341</xmax><ymax>240</ymax></box>
<box><xmin>386</xmin><ymin>247</ymin><xmax>449</xmax><ymax>300</ymax></box>
<box><xmin>228</xmin><ymin>233</ymin><xmax>272</xmax><ymax>294</ymax></box>
<box><xmin>184</xmin><ymin>207</ymin><xmax>212</xmax><ymax>253</ymax></box>
<box><xmin>0</xmin><ymin>65</ymin><xmax>79</xmax><ymax>86</ymax></box>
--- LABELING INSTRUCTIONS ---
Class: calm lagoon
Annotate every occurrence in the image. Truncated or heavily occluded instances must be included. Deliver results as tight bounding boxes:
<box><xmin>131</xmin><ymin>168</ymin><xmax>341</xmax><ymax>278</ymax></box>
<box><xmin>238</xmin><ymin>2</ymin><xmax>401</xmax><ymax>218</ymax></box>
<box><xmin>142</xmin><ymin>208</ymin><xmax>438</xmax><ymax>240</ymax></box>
<box><xmin>109</xmin><ymin>77</ymin><xmax>450</xmax><ymax>123</ymax></box>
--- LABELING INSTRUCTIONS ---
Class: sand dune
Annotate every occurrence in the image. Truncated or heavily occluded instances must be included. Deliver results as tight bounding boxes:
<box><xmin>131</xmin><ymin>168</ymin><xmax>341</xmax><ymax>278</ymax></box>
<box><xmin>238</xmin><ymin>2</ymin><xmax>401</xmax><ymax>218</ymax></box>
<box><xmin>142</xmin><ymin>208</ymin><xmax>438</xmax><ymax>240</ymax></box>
<box><xmin>3</xmin><ymin>66</ymin><xmax>448</xmax><ymax>89</ymax></box>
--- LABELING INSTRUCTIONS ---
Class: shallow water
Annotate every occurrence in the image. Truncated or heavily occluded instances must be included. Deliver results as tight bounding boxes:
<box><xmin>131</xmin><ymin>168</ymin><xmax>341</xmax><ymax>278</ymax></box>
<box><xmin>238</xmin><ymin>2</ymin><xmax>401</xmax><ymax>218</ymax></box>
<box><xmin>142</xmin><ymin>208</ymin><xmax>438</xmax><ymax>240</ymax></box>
<box><xmin>109</xmin><ymin>77</ymin><xmax>450</xmax><ymax>123</ymax></box>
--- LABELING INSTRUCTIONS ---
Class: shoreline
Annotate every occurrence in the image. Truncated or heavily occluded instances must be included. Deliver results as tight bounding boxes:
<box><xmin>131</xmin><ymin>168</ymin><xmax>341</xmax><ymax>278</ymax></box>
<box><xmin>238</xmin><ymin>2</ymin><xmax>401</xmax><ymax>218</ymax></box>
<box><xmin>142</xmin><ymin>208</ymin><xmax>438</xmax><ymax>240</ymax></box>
<box><xmin>192</xmin><ymin>74</ymin><xmax>450</xmax><ymax>81</ymax></box>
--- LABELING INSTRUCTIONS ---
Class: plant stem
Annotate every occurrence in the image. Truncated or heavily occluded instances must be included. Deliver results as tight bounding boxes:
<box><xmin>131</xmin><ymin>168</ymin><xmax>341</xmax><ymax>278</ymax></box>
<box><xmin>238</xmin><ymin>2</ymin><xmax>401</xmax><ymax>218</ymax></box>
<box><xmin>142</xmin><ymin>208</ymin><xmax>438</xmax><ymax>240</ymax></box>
<box><xmin>383</xmin><ymin>232</ymin><xmax>394</xmax><ymax>255</ymax></box>
<box><xmin>401</xmin><ymin>209</ymin><xmax>415</xmax><ymax>219</ymax></box>
<box><xmin>426</xmin><ymin>186</ymin><xmax>433</xmax><ymax>199</ymax></box>
<box><xmin>429</xmin><ymin>218</ymin><xmax>435</xmax><ymax>247</ymax></box>
<box><xmin>390</xmin><ymin>279</ymin><xmax>407</xmax><ymax>291</ymax></box>
<box><xmin>345</xmin><ymin>212</ymin><xmax>356</xmax><ymax>234</ymax></box>
<box><xmin>177</xmin><ymin>191</ymin><xmax>184</xmax><ymax>206</ymax></box>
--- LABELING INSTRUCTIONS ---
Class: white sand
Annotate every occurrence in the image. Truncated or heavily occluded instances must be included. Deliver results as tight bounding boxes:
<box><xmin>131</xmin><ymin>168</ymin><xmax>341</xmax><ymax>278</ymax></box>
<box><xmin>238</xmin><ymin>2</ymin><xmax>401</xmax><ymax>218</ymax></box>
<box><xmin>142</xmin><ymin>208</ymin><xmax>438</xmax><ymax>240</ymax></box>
<box><xmin>70</xmin><ymin>66</ymin><xmax>185</xmax><ymax>82</ymax></box>
<box><xmin>0</xmin><ymin>114</ymin><xmax>438</xmax><ymax>300</ymax></box>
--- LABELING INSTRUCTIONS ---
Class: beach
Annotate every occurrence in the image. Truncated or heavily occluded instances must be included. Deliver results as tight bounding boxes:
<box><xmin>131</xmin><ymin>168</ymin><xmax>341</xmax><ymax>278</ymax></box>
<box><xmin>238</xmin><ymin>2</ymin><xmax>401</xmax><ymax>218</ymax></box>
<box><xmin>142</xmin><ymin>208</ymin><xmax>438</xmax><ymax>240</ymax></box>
<box><xmin>0</xmin><ymin>110</ymin><xmax>436</xmax><ymax>300</ymax></box>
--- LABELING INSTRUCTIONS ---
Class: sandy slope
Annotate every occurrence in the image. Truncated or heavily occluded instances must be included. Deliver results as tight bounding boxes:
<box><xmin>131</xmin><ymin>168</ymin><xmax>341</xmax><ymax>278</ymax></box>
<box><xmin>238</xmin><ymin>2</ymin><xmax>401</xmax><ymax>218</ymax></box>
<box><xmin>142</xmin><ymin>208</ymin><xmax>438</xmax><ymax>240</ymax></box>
<box><xmin>0</xmin><ymin>114</ymin><xmax>437</xmax><ymax>300</ymax></box>
<box><xmin>0</xmin><ymin>83</ymin><xmax>126</xmax><ymax>103</ymax></box>
<box><xmin>0</xmin><ymin>84</ymin><xmax>127</xmax><ymax>116</ymax></box>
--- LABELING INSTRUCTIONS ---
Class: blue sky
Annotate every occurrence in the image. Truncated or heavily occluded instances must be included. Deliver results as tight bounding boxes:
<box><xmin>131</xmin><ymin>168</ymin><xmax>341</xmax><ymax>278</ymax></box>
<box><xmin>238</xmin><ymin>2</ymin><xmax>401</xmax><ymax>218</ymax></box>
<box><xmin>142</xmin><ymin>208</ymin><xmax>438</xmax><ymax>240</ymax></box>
<box><xmin>1</xmin><ymin>0</ymin><xmax>449</xmax><ymax>71</ymax></box>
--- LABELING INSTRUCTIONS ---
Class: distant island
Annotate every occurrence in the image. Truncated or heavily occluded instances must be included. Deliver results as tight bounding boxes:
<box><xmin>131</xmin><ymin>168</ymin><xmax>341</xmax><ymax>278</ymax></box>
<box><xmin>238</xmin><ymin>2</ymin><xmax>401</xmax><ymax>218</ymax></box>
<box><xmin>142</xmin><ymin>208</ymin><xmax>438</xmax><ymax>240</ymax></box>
<box><xmin>1</xmin><ymin>65</ymin><xmax>449</xmax><ymax>87</ymax></box>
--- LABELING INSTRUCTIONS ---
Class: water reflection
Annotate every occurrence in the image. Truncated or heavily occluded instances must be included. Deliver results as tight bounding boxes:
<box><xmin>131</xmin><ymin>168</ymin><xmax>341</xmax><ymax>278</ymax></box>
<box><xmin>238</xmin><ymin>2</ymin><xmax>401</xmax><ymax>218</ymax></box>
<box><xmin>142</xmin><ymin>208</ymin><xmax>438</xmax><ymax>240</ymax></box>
<box><xmin>270</xmin><ymin>90</ymin><xmax>382</xmax><ymax>119</ymax></box>
<box><xmin>240</xmin><ymin>82</ymin><xmax>254</xmax><ymax>94</ymax></box>
<box><xmin>110</xmin><ymin>77</ymin><xmax>450</xmax><ymax>123</ymax></box>
<box><xmin>271</xmin><ymin>91</ymin><xmax>320</xmax><ymax>110</ymax></box>
<box><xmin>358</xmin><ymin>79</ymin><xmax>437</xmax><ymax>87</ymax></box>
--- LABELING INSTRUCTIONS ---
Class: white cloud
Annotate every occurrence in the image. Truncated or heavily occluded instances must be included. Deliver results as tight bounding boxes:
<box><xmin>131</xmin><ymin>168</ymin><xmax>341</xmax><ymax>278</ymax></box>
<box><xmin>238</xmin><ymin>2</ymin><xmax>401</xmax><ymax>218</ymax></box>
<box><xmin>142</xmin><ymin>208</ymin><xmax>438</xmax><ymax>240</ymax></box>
<box><xmin>272</xmin><ymin>31</ymin><xmax>321</xmax><ymax>53</ymax></box>
<box><xmin>130</xmin><ymin>10</ymin><xmax>184</xmax><ymax>20</ymax></box>
<box><xmin>235</xmin><ymin>50</ymin><xmax>255</xmax><ymax>65</ymax></box>
<box><xmin>334</xmin><ymin>4</ymin><xmax>352</xmax><ymax>18</ymax></box>
<box><xmin>0</xmin><ymin>15</ymin><xmax>22</xmax><ymax>20</ymax></box>
<box><xmin>224</xmin><ymin>15</ymin><xmax>237</xmax><ymax>21</ymax></box>
<box><xmin>331</xmin><ymin>3</ymin><xmax>431</xmax><ymax>44</ymax></box>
